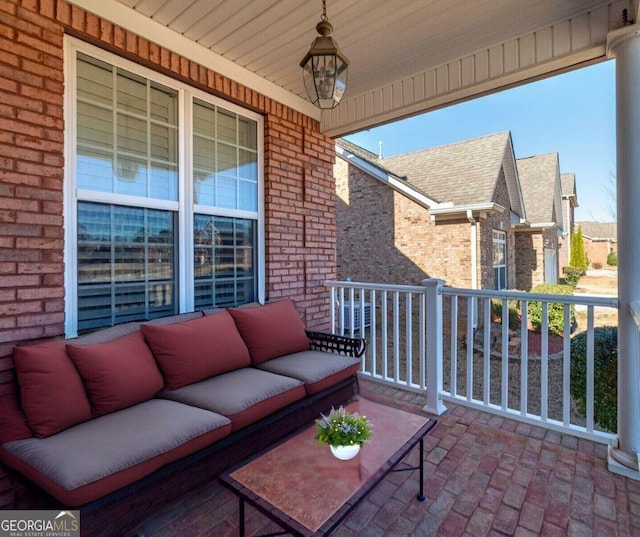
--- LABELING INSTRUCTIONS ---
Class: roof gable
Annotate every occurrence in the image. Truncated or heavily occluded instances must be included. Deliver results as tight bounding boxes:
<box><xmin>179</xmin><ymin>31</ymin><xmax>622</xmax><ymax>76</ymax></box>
<box><xmin>517</xmin><ymin>153</ymin><xmax>563</xmax><ymax>226</ymax></box>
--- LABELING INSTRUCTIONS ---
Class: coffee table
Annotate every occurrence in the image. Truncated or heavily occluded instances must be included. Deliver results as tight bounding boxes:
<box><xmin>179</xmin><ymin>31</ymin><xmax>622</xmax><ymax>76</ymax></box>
<box><xmin>220</xmin><ymin>397</ymin><xmax>437</xmax><ymax>536</ymax></box>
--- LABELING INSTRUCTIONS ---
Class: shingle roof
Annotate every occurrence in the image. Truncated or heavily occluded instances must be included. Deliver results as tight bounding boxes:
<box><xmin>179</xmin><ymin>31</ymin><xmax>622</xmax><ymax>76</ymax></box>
<box><xmin>576</xmin><ymin>221</ymin><xmax>617</xmax><ymax>240</ymax></box>
<box><xmin>378</xmin><ymin>132</ymin><xmax>512</xmax><ymax>205</ymax></box>
<box><xmin>560</xmin><ymin>172</ymin><xmax>576</xmax><ymax>198</ymax></box>
<box><xmin>516</xmin><ymin>153</ymin><xmax>560</xmax><ymax>224</ymax></box>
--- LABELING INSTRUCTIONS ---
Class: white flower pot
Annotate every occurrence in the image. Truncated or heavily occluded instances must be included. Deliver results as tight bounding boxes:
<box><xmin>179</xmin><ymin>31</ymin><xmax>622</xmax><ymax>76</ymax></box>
<box><xmin>330</xmin><ymin>444</ymin><xmax>361</xmax><ymax>460</ymax></box>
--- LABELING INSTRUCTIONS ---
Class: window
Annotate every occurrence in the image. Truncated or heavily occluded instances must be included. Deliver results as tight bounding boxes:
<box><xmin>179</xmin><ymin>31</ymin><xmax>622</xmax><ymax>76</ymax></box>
<box><xmin>65</xmin><ymin>39</ymin><xmax>263</xmax><ymax>335</ymax></box>
<box><xmin>493</xmin><ymin>230</ymin><xmax>507</xmax><ymax>290</ymax></box>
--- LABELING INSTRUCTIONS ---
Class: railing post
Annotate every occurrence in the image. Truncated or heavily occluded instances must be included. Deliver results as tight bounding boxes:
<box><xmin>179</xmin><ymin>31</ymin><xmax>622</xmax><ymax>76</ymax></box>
<box><xmin>422</xmin><ymin>278</ymin><xmax>447</xmax><ymax>415</ymax></box>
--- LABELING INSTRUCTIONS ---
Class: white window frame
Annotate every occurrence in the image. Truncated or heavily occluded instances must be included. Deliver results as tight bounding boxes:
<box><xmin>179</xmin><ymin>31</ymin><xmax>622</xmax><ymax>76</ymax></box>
<box><xmin>492</xmin><ymin>229</ymin><xmax>507</xmax><ymax>290</ymax></box>
<box><xmin>63</xmin><ymin>36</ymin><xmax>265</xmax><ymax>337</ymax></box>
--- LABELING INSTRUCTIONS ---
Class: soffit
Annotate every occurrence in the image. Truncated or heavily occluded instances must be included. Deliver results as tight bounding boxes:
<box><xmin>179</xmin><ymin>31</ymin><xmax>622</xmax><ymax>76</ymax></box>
<box><xmin>78</xmin><ymin>0</ymin><xmax>632</xmax><ymax>135</ymax></box>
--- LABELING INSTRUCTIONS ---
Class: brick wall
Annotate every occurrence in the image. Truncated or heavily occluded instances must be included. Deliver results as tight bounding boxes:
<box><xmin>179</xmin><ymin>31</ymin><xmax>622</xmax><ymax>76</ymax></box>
<box><xmin>515</xmin><ymin>228</ymin><xmax>560</xmax><ymax>289</ymax></box>
<box><xmin>477</xmin><ymin>169</ymin><xmax>516</xmax><ymax>289</ymax></box>
<box><xmin>0</xmin><ymin>0</ymin><xmax>335</xmax><ymax>509</ymax></box>
<box><xmin>584</xmin><ymin>238</ymin><xmax>617</xmax><ymax>268</ymax></box>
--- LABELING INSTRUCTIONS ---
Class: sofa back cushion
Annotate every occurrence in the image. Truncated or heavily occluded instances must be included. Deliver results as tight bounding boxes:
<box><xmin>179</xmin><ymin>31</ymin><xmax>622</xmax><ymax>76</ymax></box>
<box><xmin>228</xmin><ymin>300</ymin><xmax>310</xmax><ymax>365</ymax></box>
<box><xmin>13</xmin><ymin>341</ymin><xmax>92</xmax><ymax>438</ymax></box>
<box><xmin>141</xmin><ymin>310</ymin><xmax>251</xmax><ymax>390</ymax></box>
<box><xmin>67</xmin><ymin>331</ymin><xmax>165</xmax><ymax>417</ymax></box>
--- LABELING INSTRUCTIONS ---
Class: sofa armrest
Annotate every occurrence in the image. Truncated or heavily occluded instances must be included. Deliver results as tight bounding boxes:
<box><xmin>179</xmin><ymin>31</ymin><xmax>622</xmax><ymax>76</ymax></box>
<box><xmin>305</xmin><ymin>331</ymin><xmax>366</xmax><ymax>358</ymax></box>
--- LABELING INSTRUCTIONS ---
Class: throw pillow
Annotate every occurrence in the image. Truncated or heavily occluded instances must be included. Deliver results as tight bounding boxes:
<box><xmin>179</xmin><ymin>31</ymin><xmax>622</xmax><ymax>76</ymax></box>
<box><xmin>228</xmin><ymin>299</ymin><xmax>310</xmax><ymax>365</ymax></box>
<box><xmin>141</xmin><ymin>310</ymin><xmax>251</xmax><ymax>390</ymax></box>
<box><xmin>14</xmin><ymin>341</ymin><xmax>92</xmax><ymax>438</ymax></box>
<box><xmin>67</xmin><ymin>331</ymin><xmax>164</xmax><ymax>416</ymax></box>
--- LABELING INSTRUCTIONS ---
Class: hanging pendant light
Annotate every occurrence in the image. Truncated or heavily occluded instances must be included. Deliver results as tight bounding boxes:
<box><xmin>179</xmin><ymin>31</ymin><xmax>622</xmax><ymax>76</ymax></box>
<box><xmin>300</xmin><ymin>0</ymin><xmax>349</xmax><ymax>109</ymax></box>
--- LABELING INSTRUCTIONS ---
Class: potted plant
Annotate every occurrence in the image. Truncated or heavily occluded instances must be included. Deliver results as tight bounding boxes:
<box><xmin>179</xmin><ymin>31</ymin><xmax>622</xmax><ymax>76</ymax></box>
<box><xmin>315</xmin><ymin>406</ymin><xmax>373</xmax><ymax>460</ymax></box>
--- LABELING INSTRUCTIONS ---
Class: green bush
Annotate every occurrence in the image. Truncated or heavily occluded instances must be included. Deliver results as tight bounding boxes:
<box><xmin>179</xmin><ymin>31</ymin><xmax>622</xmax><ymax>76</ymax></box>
<box><xmin>562</xmin><ymin>266</ymin><xmax>586</xmax><ymax>288</ymax></box>
<box><xmin>490</xmin><ymin>298</ymin><xmax>520</xmax><ymax>330</ymax></box>
<box><xmin>570</xmin><ymin>326</ymin><xmax>617</xmax><ymax>433</ymax></box>
<box><xmin>570</xmin><ymin>227</ymin><xmax>588</xmax><ymax>269</ymax></box>
<box><xmin>607</xmin><ymin>251</ymin><xmax>618</xmax><ymax>266</ymax></box>
<box><xmin>528</xmin><ymin>284</ymin><xmax>575</xmax><ymax>336</ymax></box>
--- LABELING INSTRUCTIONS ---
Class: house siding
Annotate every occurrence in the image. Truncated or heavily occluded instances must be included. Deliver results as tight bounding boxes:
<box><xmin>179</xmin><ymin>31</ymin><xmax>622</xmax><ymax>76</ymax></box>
<box><xmin>0</xmin><ymin>0</ymin><xmax>335</xmax><ymax>509</ymax></box>
<box><xmin>584</xmin><ymin>237</ymin><xmax>617</xmax><ymax>268</ymax></box>
<box><xmin>478</xmin><ymin>169</ymin><xmax>516</xmax><ymax>289</ymax></box>
<box><xmin>515</xmin><ymin>228</ymin><xmax>559</xmax><ymax>289</ymax></box>
<box><xmin>335</xmin><ymin>158</ymin><xmax>517</xmax><ymax>289</ymax></box>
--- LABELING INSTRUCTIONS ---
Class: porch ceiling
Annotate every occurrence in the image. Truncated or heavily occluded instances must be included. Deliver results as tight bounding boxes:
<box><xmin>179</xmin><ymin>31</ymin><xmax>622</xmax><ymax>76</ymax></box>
<box><xmin>73</xmin><ymin>0</ymin><xmax>634</xmax><ymax>136</ymax></box>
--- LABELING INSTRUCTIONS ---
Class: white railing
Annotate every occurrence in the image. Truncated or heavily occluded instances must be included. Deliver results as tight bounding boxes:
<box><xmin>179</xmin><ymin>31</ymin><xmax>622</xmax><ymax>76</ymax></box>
<box><xmin>326</xmin><ymin>279</ymin><xmax>619</xmax><ymax>444</ymax></box>
<box><xmin>328</xmin><ymin>281</ymin><xmax>427</xmax><ymax>390</ymax></box>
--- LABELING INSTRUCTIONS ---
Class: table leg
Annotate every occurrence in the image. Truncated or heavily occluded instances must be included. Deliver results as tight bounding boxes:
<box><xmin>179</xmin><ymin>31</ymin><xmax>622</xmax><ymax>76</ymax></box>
<box><xmin>239</xmin><ymin>497</ymin><xmax>245</xmax><ymax>536</ymax></box>
<box><xmin>417</xmin><ymin>438</ymin><xmax>425</xmax><ymax>501</ymax></box>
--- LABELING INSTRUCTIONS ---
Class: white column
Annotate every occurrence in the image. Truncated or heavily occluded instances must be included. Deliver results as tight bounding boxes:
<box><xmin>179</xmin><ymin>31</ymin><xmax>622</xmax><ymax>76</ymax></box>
<box><xmin>422</xmin><ymin>278</ymin><xmax>447</xmax><ymax>415</ymax></box>
<box><xmin>607</xmin><ymin>25</ymin><xmax>640</xmax><ymax>478</ymax></box>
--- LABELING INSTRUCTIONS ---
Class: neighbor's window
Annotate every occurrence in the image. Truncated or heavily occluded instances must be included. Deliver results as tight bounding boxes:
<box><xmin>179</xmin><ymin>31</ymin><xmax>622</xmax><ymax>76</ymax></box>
<box><xmin>68</xmin><ymin>42</ymin><xmax>262</xmax><ymax>334</ymax></box>
<box><xmin>493</xmin><ymin>230</ymin><xmax>507</xmax><ymax>290</ymax></box>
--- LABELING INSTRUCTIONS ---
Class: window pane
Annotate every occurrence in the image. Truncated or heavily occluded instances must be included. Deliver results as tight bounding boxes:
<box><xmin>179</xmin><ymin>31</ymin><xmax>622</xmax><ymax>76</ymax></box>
<box><xmin>217</xmin><ymin>109</ymin><xmax>236</xmax><ymax>144</ymax></box>
<box><xmin>193</xmin><ymin>215</ymin><xmax>256</xmax><ymax>309</ymax></box>
<box><xmin>238</xmin><ymin>117</ymin><xmax>257</xmax><ymax>149</ymax></box>
<box><xmin>77</xmin><ymin>55</ymin><xmax>178</xmax><ymax>201</ymax></box>
<box><xmin>193</xmin><ymin>99</ymin><xmax>257</xmax><ymax>212</ymax></box>
<box><xmin>77</xmin><ymin>202</ymin><xmax>176</xmax><ymax>331</ymax></box>
<box><xmin>77</xmin><ymin>54</ymin><xmax>112</xmax><ymax>106</ymax></box>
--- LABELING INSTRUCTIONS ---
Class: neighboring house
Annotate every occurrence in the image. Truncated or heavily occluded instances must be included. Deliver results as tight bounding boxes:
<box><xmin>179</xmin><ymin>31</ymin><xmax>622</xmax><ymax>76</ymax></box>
<box><xmin>515</xmin><ymin>154</ymin><xmax>564</xmax><ymax>289</ymax></box>
<box><xmin>576</xmin><ymin>221</ymin><xmax>618</xmax><ymax>267</ymax></box>
<box><xmin>559</xmin><ymin>172</ymin><xmax>579</xmax><ymax>268</ymax></box>
<box><xmin>335</xmin><ymin>132</ymin><xmax>527</xmax><ymax>290</ymax></box>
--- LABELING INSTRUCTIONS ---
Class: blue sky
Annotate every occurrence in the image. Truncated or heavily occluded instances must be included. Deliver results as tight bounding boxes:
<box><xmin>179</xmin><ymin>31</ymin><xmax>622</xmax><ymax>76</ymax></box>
<box><xmin>345</xmin><ymin>60</ymin><xmax>616</xmax><ymax>223</ymax></box>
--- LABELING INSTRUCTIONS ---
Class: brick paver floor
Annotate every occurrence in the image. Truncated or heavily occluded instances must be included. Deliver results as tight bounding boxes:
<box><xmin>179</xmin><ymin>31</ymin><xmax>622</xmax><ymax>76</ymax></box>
<box><xmin>132</xmin><ymin>379</ymin><xmax>640</xmax><ymax>536</ymax></box>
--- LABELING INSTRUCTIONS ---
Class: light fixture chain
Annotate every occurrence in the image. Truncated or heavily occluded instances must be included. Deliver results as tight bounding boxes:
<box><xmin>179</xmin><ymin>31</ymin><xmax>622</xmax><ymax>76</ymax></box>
<box><xmin>321</xmin><ymin>0</ymin><xmax>327</xmax><ymax>21</ymax></box>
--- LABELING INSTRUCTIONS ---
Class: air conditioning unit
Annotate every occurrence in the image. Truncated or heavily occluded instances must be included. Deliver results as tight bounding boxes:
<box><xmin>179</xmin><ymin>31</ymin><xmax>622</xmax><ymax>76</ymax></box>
<box><xmin>342</xmin><ymin>301</ymin><xmax>371</xmax><ymax>330</ymax></box>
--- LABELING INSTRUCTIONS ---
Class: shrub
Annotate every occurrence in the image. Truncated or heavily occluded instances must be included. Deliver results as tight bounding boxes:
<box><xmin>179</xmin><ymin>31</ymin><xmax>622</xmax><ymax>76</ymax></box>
<box><xmin>562</xmin><ymin>266</ymin><xmax>586</xmax><ymax>288</ymax></box>
<box><xmin>570</xmin><ymin>326</ymin><xmax>617</xmax><ymax>433</ymax></box>
<box><xmin>528</xmin><ymin>284</ymin><xmax>575</xmax><ymax>336</ymax></box>
<box><xmin>607</xmin><ymin>251</ymin><xmax>618</xmax><ymax>266</ymax></box>
<box><xmin>490</xmin><ymin>298</ymin><xmax>520</xmax><ymax>330</ymax></box>
<box><xmin>570</xmin><ymin>227</ymin><xmax>588</xmax><ymax>269</ymax></box>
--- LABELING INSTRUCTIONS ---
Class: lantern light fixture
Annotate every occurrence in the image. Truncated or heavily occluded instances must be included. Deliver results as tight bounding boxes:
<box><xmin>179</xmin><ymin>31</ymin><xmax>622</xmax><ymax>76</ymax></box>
<box><xmin>300</xmin><ymin>0</ymin><xmax>349</xmax><ymax>109</ymax></box>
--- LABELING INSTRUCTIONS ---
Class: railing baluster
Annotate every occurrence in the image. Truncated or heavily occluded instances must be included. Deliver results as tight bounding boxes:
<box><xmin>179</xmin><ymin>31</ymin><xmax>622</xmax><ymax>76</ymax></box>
<box><xmin>339</xmin><ymin>287</ymin><xmax>345</xmax><ymax>336</ymax></box>
<box><xmin>419</xmin><ymin>289</ymin><xmax>426</xmax><ymax>390</ymax></box>
<box><xmin>451</xmin><ymin>295</ymin><xmax>458</xmax><ymax>398</ymax></box>
<box><xmin>348</xmin><ymin>287</ymin><xmax>355</xmax><ymax>337</ymax></box>
<box><xmin>483</xmin><ymin>298</ymin><xmax>491</xmax><ymax>406</ymax></box>
<box><xmin>370</xmin><ymin>289</ymin><xmax>377</xmax><ymax>377</ymax></box>
<box><xmin>466</xmin><ymin>297</ymin><xmax>474</xmax><ymax>402</ymax></box>
<box><xmin>586</xmin><ymin>305</ymin><xmax>595</xmax><ymax>433</ymax></box>
<box><xmin>541</xmin><ymin>302</ymin><xmax>549</xmax><ymax>422</ymax></box>
<box><xmin>501</xmin><ymin>299</ymin><xmax>509</xmax><ymax>411</ymax></box>
<box><xmin>393</xmin><ymin>292</ymin><xmax>400</xmax><ymax>383</ymax></box>
<box><xmin>406</xmin><ymin>293</ymin><xmax>413</xmax><ymax>386</ymax></box>
<box><xmin>382</xmin><ymin>290</ymin><xmax>388</xmax><ymax>381</ymax></box>
<box><xmin>562</xmin><ymin>304</ymin><xmax>571</xmax><ymax>427</ymax></box>
<box><xmin>521</xmin><ymin>300</ymin><xmax>528</xmax><ymax>416</ymax></box>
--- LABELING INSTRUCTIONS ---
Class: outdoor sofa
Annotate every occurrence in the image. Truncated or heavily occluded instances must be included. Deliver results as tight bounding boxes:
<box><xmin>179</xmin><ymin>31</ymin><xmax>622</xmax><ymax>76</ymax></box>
<box><xmin>0</xmin><ymin>299</ymin><xmax>364</xmax><ymax>536</ymax></box>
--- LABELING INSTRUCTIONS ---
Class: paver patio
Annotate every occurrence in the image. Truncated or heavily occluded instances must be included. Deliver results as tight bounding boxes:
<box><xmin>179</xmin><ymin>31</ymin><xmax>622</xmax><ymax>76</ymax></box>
<box><xmin>132</xmin><ymin>378</ymin><xmax>640</xmax><ymax>537</ymax></box>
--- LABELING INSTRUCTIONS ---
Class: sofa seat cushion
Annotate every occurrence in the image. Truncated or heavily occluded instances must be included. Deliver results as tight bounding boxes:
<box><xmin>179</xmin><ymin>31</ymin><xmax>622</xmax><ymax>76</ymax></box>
<box><xmin>158</xmin><ymin>368</ymin><xmax>306</xmax><ymax>431</ymax></box>
<box><xmin>0</xmin><ymin>399</ymin><xmax>231</xmax><ymax>506</ymax></box>
<box><xmin>13</xmin><ymin>341</ymin><xmax>92</xmax><ymax>438</ymax></box>
<box><xmin>227</xmin><ymin>300</ymin><xmax>310</xmax><ymax>365</ymax></box>
<box><xmin>256</xmin><ymin>350</ymin><xmax>361</xmax><ymax>395</ymax></box>
<box><xmin>67</xmin><ymin>332</ymin><xmax>165</xmax><ymax>416</ymax></box>
<box><xmin>142</xmin><ymin>310</ymin><xmax>251</xmax><ymax>389</ymax></box>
